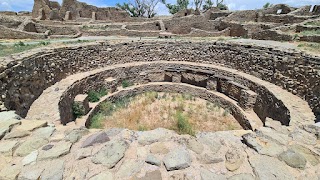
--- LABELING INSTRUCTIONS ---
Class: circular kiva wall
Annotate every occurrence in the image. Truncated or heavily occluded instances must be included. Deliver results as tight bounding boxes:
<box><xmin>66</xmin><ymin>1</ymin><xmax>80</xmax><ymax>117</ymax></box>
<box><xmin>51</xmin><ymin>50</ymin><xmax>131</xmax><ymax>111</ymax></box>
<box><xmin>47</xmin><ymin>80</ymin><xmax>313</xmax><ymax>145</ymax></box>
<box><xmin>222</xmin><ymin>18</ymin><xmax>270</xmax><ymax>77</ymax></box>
<box><xmin>0</xmin><ymin>41</ymin><xmax>318</xmax><ymax>124</ymax></box>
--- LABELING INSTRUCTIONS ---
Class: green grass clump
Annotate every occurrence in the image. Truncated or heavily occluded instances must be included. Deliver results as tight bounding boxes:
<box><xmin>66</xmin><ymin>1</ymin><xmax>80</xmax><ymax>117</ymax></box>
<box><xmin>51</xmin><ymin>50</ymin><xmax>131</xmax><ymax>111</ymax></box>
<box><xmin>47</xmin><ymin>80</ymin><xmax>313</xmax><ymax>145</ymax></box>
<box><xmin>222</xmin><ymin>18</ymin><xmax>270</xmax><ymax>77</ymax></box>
<box><xmin>305</xmin><ymin>21</ymin><xmax>320</xmax><ymax>26</ymax></box>
<box><xmin>72</xmin><ymin>102</ymin><xmax>85</xmax><ymax>118</ymax></box>
<box><xmin>121</xmin><ymin>80</ymin><xmax>133</xmax><ymax>88</ymax></box>
<box><xmin>89</xmin><ymin>96</ymin><xmax>133</xmax><ymax>129</ymax></box>
<box><xmin>0</xmin><ymin>40</ymin><xmax>52</xmax><ymax>57</ymax></box>
<box><xmin>300</xmin><ymin>30</ymin><xmax>320</xmax><ymax>36</ymax></box>
<box><xmin>87</xmin><ymin>88</ymin><xmax>108</xmax><ymax>102</ymax></box>
<box><xmin>89</xmin><ymin>113</ymin><xmax>105</xmax><ymax>129</ymax></box>
<box><xmin>138</xmin><ymin>125</ymin><xmax>147</xmax><ymax>131</ymax></box>
<box><xmin>175</xmin><ymin>111</ymin><xmax>195</xmax><ymax>136</ymax></box>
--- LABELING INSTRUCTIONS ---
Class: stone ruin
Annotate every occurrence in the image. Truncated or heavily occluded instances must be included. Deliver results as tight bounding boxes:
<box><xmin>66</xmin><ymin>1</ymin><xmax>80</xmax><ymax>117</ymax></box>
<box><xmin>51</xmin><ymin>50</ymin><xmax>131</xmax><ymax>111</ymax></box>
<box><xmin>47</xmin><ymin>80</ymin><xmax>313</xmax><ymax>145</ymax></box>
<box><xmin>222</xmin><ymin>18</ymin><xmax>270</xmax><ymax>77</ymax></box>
<box><xmin>32</xmin><ymin>0</ymin><xmax>129</xmax><ymax>21</ymax></box>
<box><xmin>0</xmin><ymin>1</ymin><xmax>320</xmax><ymax>180</ymax></box>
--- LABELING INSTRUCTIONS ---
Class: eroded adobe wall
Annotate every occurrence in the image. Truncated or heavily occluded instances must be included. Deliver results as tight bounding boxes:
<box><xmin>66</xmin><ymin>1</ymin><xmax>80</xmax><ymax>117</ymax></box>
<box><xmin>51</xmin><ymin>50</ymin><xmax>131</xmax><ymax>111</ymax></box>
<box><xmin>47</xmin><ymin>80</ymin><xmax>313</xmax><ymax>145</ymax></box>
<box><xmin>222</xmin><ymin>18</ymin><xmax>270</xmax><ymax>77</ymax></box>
<box><xmin>0</xmin><ymin>42</ymin><xmax>319</xmax><ymax>121</ymax></box>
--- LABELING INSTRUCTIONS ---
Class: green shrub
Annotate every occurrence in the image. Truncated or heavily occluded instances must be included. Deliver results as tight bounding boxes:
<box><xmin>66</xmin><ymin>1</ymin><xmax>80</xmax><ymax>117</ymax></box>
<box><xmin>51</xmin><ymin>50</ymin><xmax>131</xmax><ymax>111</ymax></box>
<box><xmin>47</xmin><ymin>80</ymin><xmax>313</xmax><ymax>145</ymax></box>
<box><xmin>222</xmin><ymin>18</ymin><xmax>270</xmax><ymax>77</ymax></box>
<box><xmin>300</xmin><ymin>30</ymin><xmax>320</xmax><ymax>36</ymax></box>
<box><xmin>121</xmin><ymin>80</ymin><xmax>132</xmax><ymax>88</ymax></box>
<box><xmin>89</xmin><ymin>113</ymin><xmax>104</xmax><ymax>129</ymax></box>
<box><xmin>39</xmin><ymin>41</ymin><xmax>50</xmax><ymax>46</ymax></box>
<box><xmin>88</xmin><ymin>90</ymin><xmax>100</xmax><ymax>102</ymax></box>
<box><xmin>87</xmin><ymin>88</ymin><xmax>108</xmax><ymax>102</ymax></box>
<box><xmin>14</xmin><ymin>41</ymin><xmax>26</xmax><ymax>47</ymax></box>
<box><xmin>99</xmin><ymin>101</ymin><xmax>115</xmax><ymax>116</ymax></box>
<box><xmin>72</xmin><ymin>102</ymin><xmax>85</xmax><ymax>118</ymax></box>
<box><xmin>138</xmin><ymin>125</ymin><xmax>147</xmax><ymax>131</ymax></box>
<box><xmin>175</xmin><ymin>111</ymin><xmax>195</xmax><ymax>136</ymax></box>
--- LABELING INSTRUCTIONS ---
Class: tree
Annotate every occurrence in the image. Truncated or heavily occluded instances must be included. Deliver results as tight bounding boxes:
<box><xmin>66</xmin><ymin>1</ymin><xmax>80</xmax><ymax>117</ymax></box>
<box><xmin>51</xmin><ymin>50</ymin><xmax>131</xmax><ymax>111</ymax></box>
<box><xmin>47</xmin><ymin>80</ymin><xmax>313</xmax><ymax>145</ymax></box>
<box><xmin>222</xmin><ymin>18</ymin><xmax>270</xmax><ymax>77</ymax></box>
<box><xmin>116</xmin><ymin>0</ymin><xmax>160</xmax><ymax>18</ymax></box>
<box><xmin>202</xmin><ymin>0</ymin><xmax>228</xmax><ymax>10</ymax></box>
<box><xmin>263</xmin><ymin>2</ymin><xmax>273</xmax><ymax>9</ymax></box>
<box><xmin>162</xmin><ymin>0</ymin><xmax>189</xmax><ymax>14</ymax></box>
<box><xmin>194</xmin><ymin>0</ymin><xmax>203</xmax><ymax>12</ymax></box>
<box><xmin>202</xmin><ymin>0</ymin><xmax>213</xmax><ymax>10</ymax></box>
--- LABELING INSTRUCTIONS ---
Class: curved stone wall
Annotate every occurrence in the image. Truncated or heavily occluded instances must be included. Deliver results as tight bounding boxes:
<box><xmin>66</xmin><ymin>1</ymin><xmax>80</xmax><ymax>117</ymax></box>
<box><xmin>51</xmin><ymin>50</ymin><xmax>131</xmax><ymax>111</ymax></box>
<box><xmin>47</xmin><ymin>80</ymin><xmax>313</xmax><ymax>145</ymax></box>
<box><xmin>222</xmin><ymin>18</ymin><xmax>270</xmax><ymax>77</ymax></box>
<box><xmin>0</xmin><ymin>41</ymin><xmax>319</xmax><ymax>121</ymax></box>
<box><xmin>52</xmin><ymin>61</ymin><xmax>314</xmax><ymax>126</ymax></box>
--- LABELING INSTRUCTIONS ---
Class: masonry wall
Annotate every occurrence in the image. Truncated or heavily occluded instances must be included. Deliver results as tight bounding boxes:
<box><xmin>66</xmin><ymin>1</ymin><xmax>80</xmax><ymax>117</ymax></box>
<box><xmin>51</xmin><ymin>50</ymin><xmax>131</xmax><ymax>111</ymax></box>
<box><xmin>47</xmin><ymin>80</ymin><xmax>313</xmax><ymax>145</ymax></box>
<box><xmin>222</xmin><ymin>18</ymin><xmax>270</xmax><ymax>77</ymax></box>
<box><xmin>0</xmin><ymin>41</ymin><xmax>319</xmax><ymax>121</ymax></box>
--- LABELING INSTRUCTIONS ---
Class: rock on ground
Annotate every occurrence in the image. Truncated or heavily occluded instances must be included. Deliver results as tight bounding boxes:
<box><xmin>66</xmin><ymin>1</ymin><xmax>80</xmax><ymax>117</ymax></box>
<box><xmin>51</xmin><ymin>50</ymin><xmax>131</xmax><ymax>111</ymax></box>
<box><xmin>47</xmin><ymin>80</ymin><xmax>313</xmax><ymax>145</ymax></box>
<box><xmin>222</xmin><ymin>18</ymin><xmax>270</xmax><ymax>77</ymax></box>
<box><xmin>38</xmin><ymin>141</ymin><xmax>72</xmax><ymax>160</ymax></box>
<box><xmin>16</xmin><ymin>120</ymin><xmax>47</xmax><ymax>132</ymax></box>
<box><xmin>89</xmin><ymin>172</ymin><xmax>113</xmax><ymax>180</ymax></box>
<box><xmin>249</xmin><ymin>155</ymin><xmax>295</xmax><ymax>180</ymax></box>
<box><xmin>91</xmin><ymin>140</ymin><xmax>128</xmax><ymax>168</ymax></box>
<box><xmin>278</xmin><ymin>150</ymin><xmax>307</xmax><ymax>169</ymax></box>
<box><xmin>15</xmin><ymin>137</ymin><xmax>48</xmax><ymax>157</ymax></box>
<box><xmin>115</xmin><ymin>159</ymin><xmax>144</xmax><ymax>179</ymax></box>
<box><xmin>81</xmin><ymin>131</ymin><xmax>110</xmax><ymax>148</ymax></box>
<box><xmin>163</xmin><ymin>147</ymin><xmax>191</xmax><ymax>171</ymax></box>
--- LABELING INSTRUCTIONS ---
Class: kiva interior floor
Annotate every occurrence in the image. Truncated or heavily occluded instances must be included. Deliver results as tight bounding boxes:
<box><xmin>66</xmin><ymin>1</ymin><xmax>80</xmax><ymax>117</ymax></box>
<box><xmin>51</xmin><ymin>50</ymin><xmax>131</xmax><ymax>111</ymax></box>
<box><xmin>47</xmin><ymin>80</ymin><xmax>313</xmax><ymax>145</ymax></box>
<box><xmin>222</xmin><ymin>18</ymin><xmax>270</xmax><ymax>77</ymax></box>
<box><xmin>90</xmin><ymin>92</ymin><xmax>242</xmax><ymax>134</ymax></box>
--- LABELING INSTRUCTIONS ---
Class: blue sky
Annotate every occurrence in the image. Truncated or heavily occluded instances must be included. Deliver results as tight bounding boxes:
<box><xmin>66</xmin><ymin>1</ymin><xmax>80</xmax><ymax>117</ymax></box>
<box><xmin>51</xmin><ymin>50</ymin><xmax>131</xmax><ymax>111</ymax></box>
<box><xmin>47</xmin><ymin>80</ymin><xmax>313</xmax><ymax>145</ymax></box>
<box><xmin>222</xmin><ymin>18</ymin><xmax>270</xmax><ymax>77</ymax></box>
<box><xmin>0</xmin><ymin>0</ymin><xmax>318</xmax><ymax>15</ymax></box>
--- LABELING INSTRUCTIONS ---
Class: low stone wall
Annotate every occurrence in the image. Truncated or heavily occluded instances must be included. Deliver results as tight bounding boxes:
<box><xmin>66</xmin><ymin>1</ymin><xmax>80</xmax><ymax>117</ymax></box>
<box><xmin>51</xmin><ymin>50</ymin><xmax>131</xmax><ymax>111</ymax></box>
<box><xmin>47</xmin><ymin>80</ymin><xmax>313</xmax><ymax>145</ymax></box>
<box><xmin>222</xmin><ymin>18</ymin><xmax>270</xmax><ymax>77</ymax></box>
<box><xmin>0</xmin><ymin>41</ymin><xmax>319</xmax><ymax>122</ymax></box>
<box><xmin>259</xmin><ymin>14</ymin><xmax>311</xmax><ymax>24</ymax></box>
<box><xmin>185</xmin><ymin>28</ymin><xmax>230</xmax><ymax>37</ymax></box>
<box><xmin>251</xmin><ymin>29</ymin><xmax>293</xmax><ymax>41</ymax></box>
<box><xmin>126</xmin><ymin>22</ymin><xmax>160</xmax><ymax>31</ymax></box>
<box><xmin>35</xmin><ymin>24</ymin><xmax>79</xmax><ymax>35</ymax></box>
<box><xmin>296</xmin><ymin>25</ymin><xmax>320</xmax><ymax>33</ymax></box>
<box><xmin>299</xmin><ymin>35</ymin><xmax>320</xmax><ymax>43</ymax></box>
<box><xmin>85</xmin><ymin>83</ymin><xmax>254</xmax><ymax>130</ymax></box>
<box><xmin>81</xmin><ymin>29</ymin><xmax>160</xmax><ymax>37</ymax></box>
<box><xmin>0</xmin><ymin>25</ymin><xmax>47</xmax><ymax>39</ymax></box>
<box><xmin>57</xmin><ymin>62</ymin><xmax>296</xmax><ymax>127</ymax></box>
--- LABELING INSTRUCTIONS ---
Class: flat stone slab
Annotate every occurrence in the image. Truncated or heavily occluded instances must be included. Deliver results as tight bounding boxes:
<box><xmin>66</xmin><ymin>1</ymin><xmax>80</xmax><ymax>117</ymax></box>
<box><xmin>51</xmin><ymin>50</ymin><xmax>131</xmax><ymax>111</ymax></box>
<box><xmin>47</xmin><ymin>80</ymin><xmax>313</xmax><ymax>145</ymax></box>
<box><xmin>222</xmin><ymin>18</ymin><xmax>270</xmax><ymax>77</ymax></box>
<box><xmin>22</xmin><ymin>150</ymin><xmax>38</xmax><ymax>166</ymax></box>
<box><xmin>163</xmin><ymin>147</ymin><xmax>191</xmax><ymax>171</ymax></box>
<box><xmin>40</xmin><ymin>159</ymin><xmax>65</xmax><ymax>180</ymax></box>
<box><xmin>200</xmin><ymin>168</ymin><xmax>226</xmax><ymax>180</ymax></box>
<box><xmin>16</xmin><ymin>120</ymin><xmax>47</xmax><ymax>132</ymax></box>
<box><xmin>138</xmin><ymin>128</ymin><xmax>174</xmax><ymax>145</ymax></box>
<box><xmin>32</xmin><ymin>127</ymin><xmax>55</xmax><ymax>138</ymax></box>
<box><xmin>115</xmin><ymin>159</ymin><xmax>144</xmax><ymax>179</ymax></box>
<box><xmin>38</xmin><ymin>141</ymin><xmax>72</xmax><ymax>160</ymax></box>
<box><xmin>242</xmin><ymin>133</ymin><xmax>284</xmax><ymax>156</ymax></box>
<box><xmin>249</xmin><ymin>155</ymin><xmax>295</xmax><ymax>180</ymax></box>
<box><xmin>0</xmin><ymin>140</ymin><xmax>18</xmax><ymax>156</ymax></box>
<box><xmin>0</xmin><ymin>119</ymin><xmax>21</xmax><ymax>139</ymax></box>
<box><xmin>81</xmin><ymin>131</ymin><xmax>110</xmax><ymax>148</ymax></box>
<box><xmin>279</xmin><ymin>150</ymin><xmax>307</xmax><ymax>169</ymax></box>
<box><xmin>4</xmin><ymin>130</ymin><xmax>30</xmax><ymax>139</ymax></box>
<box><xmin>15</xmin><ymin>137</ymin><xmax>49</xmax><ymax>157</ymax></box>
<box><xmin>0</xmin><ymin>111</ymin><xmax>21</xmax><ymax>120</ymax></box>
<box><xmin>91</xmin><ymin>140</ymin><xmax>128</xmax><ymax>168</ymax></box>
<box><xmin>65</xmin><ymin>128</ymin><xmax>89</xmax><ymax>143</ymax></box>
<box><xmin>145</xmin><ymin>154</ymin><xmax>161</xmax><ymax>166</ymax></box>
<box><xmin>89</xmin><ymin>172</ymin><xmax>113</xmax><ymax>180</ymax></box>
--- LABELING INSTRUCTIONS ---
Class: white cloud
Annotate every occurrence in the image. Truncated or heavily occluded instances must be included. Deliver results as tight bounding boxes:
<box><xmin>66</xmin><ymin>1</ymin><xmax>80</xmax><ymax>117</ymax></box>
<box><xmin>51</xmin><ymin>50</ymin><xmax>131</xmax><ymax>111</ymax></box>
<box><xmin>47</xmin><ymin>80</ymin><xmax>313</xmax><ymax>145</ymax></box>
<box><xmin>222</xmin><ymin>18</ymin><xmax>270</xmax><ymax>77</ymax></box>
<box><xmin>0</xmin><ymin>2</ymin><xmax>12</xmax><ymax>11</ymax></box>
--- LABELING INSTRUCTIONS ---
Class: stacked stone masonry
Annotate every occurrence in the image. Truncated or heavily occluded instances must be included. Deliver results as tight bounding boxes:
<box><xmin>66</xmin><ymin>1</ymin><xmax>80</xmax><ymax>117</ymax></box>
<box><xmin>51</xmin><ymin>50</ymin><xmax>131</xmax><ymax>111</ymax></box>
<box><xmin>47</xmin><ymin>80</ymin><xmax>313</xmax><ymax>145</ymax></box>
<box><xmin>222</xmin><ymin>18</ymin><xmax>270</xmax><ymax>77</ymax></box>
<box><xmin>0</xmin><ymin>41</ymin><xmax>319</xmax><ymax>122</ymax></box>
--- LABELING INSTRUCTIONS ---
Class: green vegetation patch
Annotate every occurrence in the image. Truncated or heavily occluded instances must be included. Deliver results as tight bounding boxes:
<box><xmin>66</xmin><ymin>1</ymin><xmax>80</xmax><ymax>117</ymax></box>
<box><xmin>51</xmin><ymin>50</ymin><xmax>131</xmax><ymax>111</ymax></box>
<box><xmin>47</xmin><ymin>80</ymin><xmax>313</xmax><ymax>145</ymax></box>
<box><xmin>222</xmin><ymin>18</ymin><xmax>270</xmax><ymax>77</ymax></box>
<box><xmin>72</xmin><ymin>102</ymin><xmax>85</xmax><ymax>118</ymax></box>
<box><xmin>304</xmin><ymin>21</ymin><xmax>320</xmax><ymax>26</ymax></box>
<box><xmin>0</xmin><ymin>41</ymin><xmax>50</xmax><ymax>57</ymax></box>
<box><xmin>87</xmin><ymin>88</ymin><xmax>108</xmax><ymax>102</ymax></box>
<box><xmin>300</xmin><ymin>30</ymin><xmax>320</xmax><ymax>36</ymax></box>
<box><xmin>175</xmin><ymin>110</ymin><xmax>195</xmax><ymax>136</ymax></box>
<box><xmin>121</xmin><ymin>80</ymin><xmax>133</xmax><ymax>88</ymax></box>
<box><xmin>89</xmin><ymin>96</ymin><xmax>132</xmax><ymax>129</ymax></box>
